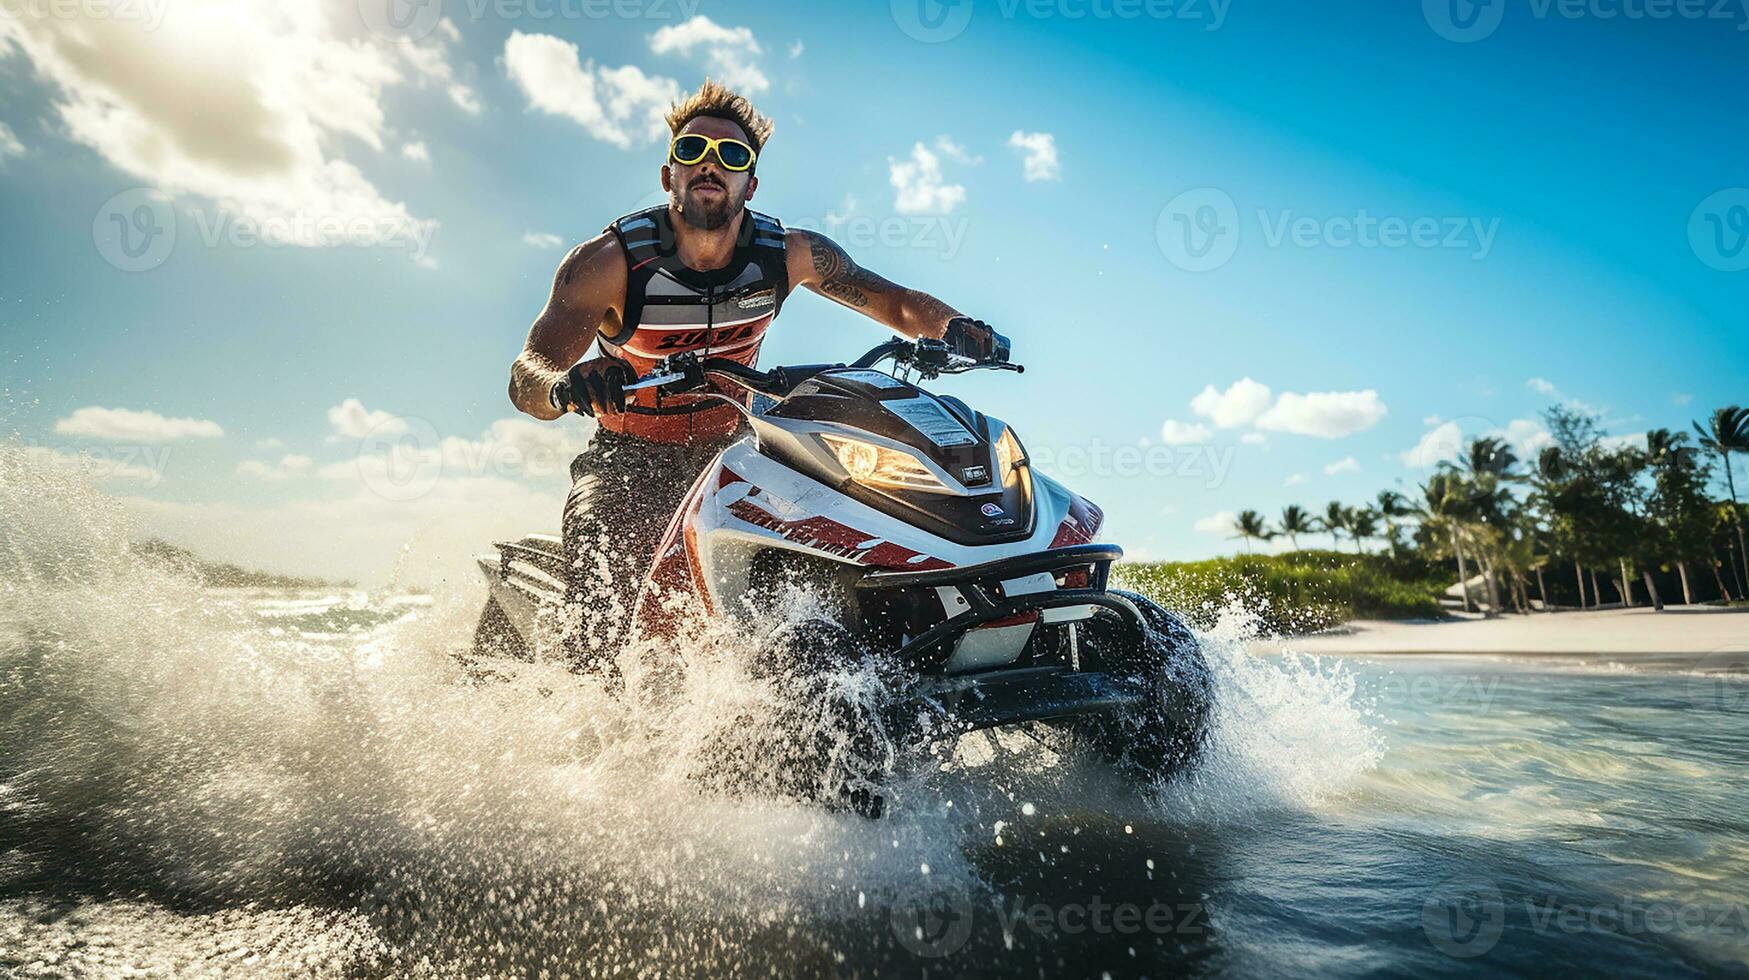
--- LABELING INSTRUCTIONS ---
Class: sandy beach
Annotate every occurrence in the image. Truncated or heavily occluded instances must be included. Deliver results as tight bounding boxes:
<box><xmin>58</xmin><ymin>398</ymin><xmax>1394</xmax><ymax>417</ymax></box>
<box><xmin>1259</xmin><ymin>605</ymin><xmax>1749</xmax><ymax>661</ymax></box>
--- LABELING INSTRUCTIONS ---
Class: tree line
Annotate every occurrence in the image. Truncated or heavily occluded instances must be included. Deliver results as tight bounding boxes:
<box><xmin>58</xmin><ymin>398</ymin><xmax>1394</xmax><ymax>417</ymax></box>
<box><xmin>1229</xmin><ymin>405</ymin><xmax>1749</xmax><ymax>615</ymax></box>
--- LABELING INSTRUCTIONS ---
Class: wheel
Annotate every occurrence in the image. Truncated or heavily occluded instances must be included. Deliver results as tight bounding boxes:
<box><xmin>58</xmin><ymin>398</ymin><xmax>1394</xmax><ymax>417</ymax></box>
<box><xmin>698</xmin><ymin>618</ymin><xmax>900</xmax><ymax>816</ymax></box>
<box><xmin>1066</xmin><ymin>590</ymin><xmax>1211</xmax><ymax>783</ymax></box>
<box><xmin>471</xmin><ymin>596</ymin><xmax>530</xmax><ymax>661</ymax></box>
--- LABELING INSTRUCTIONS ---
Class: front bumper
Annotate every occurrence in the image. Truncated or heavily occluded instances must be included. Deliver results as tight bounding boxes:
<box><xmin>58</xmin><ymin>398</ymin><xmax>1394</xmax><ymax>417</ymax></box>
<box><xmin>853</xmin><ymin>543</ymin><xmax>1147</xmax><ymax>666</ymax></box>
<box><xmin>903</xmin><ymin>665</ymin><xmax>1151</xmax><ymax>733</ymax></box>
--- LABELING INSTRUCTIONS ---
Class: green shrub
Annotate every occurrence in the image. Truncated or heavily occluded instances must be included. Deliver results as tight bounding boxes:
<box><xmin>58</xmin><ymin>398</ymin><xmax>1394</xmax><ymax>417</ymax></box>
<box><xmin>1113</xmin><ymin>550</ymin><xmax>1447</xmax><ymax>635</ymax></box>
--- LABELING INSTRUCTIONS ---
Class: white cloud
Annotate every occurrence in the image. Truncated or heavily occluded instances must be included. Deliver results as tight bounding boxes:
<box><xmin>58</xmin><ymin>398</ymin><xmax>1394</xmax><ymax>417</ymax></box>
<box><xmin>1190</xmin><ymin>378</ymin><xmax>1272</xmax><ymax>429</ymax></box>
<box><xmin>254</xmin><ymin>437</ymin><xmax>286</xmax><ymax>450</ymax></box>
<box><xmin>1285</xmin><ymin>472</ymin><xmax>1309</xmax><ymax>487</ymax></box>
<box><xmin>1526</xmin><ymin>377</ymin><xmax>1558</xmax><ymax>396</ymax></box>
<box><xmin>788</xmin><ymin>40</ymin><xmax>805</xmax><ymax>58</ymax></box>
<box><xmin>522</xmin><ymin>230</ymin><xmax>565</xmax><ymax>248</ymax></box>
<box><xmin>1159</xmin><ymin>420</ymin><xmax>1212</xmax><ymax>445</ymax></box>
<box><xmin>1422</xmin><ymin>414</ymin><xmax>1444</xmax><ymax>426</ymax></box>
<box><xmin>1324</xmin><ymin>456</ymin><xmax>1360</xmax><ymax>475</ymax></box>
<box><xmin>401</xmin><ymin>141</ymin><xmax>429</xmax><ymax>163</ymax></box>
<box><xmin>932</xmin><ymin>135</ymin><xmax>981</xmax><ymax>165</ymax></box>
<box><xmin>1241</xmin><ymin>432</ymin><xmax>1268</xmax><ymax>446</ymax></box>
<box><xmin>55</xmin><ymin>406</ymin><xmax>223</xmax><ymax>442</ymax></box>
<box><xmin>326</xmin><ymin>398</ymin><xmax>405</xmax><ymax>441</ymax></box>
<box><xmin>1672</xmin><ymin>392</ymin><xmax>1693</xmax><ymax>406</ymax></box>
<box><xmin>1007</xmin><ymin>130</ymin><xmax>1060</xmax><ymax>182</ymax></box>
<box><xmin>393</xmin><ymin>22</ymin><xmax>481</xmax><ymax>116</ymax></box>
<box><xmin>1495</xmin><ymin>418</ymin><xmax>1554</xmax><ymax>458</ymax></box>
<box><xmin>1256</xmin><ymin>390</ymin><xmax>1388</xmax><ymax>438</ymax></box>
<box><xmin>1</xmin><ymin>1</ymin><xmax>438</xmax><ymax>251</ymax></box>
<box><xmin>648</xmin><ymin>16</ymin><xmax>768</xmax><ymax>93</ymax></box>
<box><xmin>889</xmin><ymin>142</ymin><xmax>966</xmax><ymax>215</ymax></box>
<box><xmin>503</xmin><ymin>31</ymin><xmax>681</xmax><ymax>149</ymax></box>
<box><xmin>0</xmin><ymin>121</ymin><xmax>22</xmax><ymax>159</ymax></box>
<box><xmin>1401</xmin><ymin>421</ymin><xmax>1464</xmax><ymax>469</ymax></box>
<box><xmin>238</xmin><ymin>454</ymin><xmax>313</xmax><ymax>481</ymax></box>
<box><xmin>1194</xmin><ymin>511</ymin><xmax>1236</xmax><ymax>535</ymax></box>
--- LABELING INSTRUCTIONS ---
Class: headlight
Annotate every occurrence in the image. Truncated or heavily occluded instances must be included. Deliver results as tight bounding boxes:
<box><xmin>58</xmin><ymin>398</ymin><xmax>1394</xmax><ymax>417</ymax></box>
<box><xmin>819</xmin><ymin>435</ymin><xmax>949</xmax><ymax>493</ymax></box>
<box><xmin>994</xmin><ymin>427</ymin><xmax>1027</xmax><ymax>486</ymax></box>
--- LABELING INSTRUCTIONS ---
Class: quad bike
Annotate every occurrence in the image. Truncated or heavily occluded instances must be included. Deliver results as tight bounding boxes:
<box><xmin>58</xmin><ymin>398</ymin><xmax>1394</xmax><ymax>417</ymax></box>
<box><xmin>475</xmin><ymin>338</ymin><xmax>1212</xmax><ymax>813</ymax></box>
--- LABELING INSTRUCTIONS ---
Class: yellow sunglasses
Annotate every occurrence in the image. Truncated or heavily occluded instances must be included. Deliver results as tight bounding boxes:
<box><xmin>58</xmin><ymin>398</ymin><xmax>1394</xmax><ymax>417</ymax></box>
<box><xmin>669</xmin><ymin>134</ymin><xmax>757</xmax><ymax>172</ymax></box>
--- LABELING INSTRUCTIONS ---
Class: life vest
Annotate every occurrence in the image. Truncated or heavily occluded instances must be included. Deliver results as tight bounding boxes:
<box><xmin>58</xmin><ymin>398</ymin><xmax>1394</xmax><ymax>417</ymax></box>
<box><xmin>598</xmin><ymin>205</ymin><xmax>789</xmax><ymax>444</ymax></box>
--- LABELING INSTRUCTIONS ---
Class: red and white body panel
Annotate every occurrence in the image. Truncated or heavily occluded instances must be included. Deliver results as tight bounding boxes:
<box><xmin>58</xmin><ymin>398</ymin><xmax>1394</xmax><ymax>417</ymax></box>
<box><xmin>633</xmin><ymin>428</ymin><xmax>1104</xmax><ymax>670</ymax></box>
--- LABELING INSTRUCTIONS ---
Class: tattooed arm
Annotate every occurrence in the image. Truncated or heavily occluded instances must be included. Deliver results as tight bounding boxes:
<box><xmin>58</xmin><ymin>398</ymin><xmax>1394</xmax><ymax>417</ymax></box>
<box><xmin>785</xmin><ymin>228</ymin><xmax>961</xmax><ymax>340</ymax></box>
<box><xmin>509</xmin><ymin>232</ymin><xmax>628</xmax><ymax>420</ymax></box>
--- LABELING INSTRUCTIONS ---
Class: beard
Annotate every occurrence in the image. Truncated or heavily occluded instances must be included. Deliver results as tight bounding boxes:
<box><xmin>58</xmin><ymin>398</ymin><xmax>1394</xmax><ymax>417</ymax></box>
<box><xmin>677</xmin><ymin>180</ymin><xmax>741</xmax><ymax>231</ymax></box>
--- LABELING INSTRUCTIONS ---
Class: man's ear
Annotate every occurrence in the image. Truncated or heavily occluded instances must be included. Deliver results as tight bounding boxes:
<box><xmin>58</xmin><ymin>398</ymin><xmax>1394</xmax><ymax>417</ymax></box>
<box><xmin>745</xmin><ymin>174</ymin><xmax>758</xmax><ymax>201</ymax></box>
<box><xmin>660</xmin><ymin>165</ymin><xmax>673</xmax><ymax>192</ymax></box>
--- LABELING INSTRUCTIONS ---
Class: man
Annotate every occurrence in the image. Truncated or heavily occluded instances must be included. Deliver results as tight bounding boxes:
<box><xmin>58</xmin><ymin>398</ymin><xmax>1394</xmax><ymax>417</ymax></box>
<box><xmin>508</xmin><ymin>79</ymin><xmax>1002</xmax><ymax>669</ymax></box>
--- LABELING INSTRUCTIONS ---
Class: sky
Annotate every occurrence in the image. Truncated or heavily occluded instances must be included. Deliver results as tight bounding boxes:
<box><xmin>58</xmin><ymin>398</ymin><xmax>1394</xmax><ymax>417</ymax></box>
<box><xmin>1</xmin><ymin>0</ymin><xmax>1746</xmax><ymax>585</ymax></box>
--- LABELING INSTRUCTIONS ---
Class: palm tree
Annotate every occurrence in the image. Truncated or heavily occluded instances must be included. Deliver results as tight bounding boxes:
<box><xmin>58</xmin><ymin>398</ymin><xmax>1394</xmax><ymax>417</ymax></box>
<box><xmin>1231</xmin><ymin>510</ymin><xmax>1274</xmax><ymax>553</ymax></box>
<box><xmin>1278</xmin><ymin>504</ymin><xmax>1314</xmax><ymax>550</ymax></box>
<box><xmin>1419</xmin><ymin>473</ymin><xmax>1476</xmax><ymax>613</ymax></box>
<box><xmin>1348</xmin><ymin>506</ymin><xmax>1381</xmax><ymax>554</ymax></box>
<box><xmin>1376</xmin><ymin>489</ymin><xmax>1413</xmax><ymax>558</ymax></box>
<box><xmin>1694</xmin><ymin>406</ymin><xmax>1749</xmax><ymax>590</ymax></box>
<box><xmin>1320</xmin><ymin>501</ymin><xmax>1349</xmax><ymax>550</ymax></box>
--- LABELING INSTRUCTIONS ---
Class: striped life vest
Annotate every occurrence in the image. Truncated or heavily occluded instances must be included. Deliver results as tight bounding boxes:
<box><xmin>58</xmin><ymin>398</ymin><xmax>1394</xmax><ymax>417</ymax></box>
<box><xmin>598</xmin><ymin>205</ymin><xmax>789</xmax><ymax>444</ymax></box>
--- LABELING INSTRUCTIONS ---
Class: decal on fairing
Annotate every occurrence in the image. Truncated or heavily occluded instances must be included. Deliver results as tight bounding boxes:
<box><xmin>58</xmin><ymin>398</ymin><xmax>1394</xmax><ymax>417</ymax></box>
<box><xmin>717</xmin><ymin>469</ymin><xmax>953</xmax><ymax>570</ymax></box>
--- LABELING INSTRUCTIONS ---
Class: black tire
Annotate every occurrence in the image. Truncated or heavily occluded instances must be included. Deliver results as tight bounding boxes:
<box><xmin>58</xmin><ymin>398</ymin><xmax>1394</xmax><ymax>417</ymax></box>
<box><xmin>1067</xmin><ymin>590</ymin><xmax>1211</xmax><ymax>783</ymax></box>
<box><xmin>472</xmin><ymin>596</ymin><xmax>530</xmax><ymax>661</ymax></box>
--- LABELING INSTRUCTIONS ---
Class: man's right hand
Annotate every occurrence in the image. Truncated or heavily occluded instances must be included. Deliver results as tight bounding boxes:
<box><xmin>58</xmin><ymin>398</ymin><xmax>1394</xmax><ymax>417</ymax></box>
<box><xmin>552</xmin><ymin>356</ymin><xmax>634</xmax><ymax>417</ymax></box>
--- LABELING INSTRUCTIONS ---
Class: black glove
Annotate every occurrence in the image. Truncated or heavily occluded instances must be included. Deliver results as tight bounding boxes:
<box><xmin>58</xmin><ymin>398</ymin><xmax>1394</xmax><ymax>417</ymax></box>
<box><xmin>552</xmin><ymin>357</ymin><xmax>632</xmax><ymax>417</ymax></box>
<box><xmin>943</xmin><ymin>316</ymin><xmax>1010</xmax><ymax>363</ymax></box>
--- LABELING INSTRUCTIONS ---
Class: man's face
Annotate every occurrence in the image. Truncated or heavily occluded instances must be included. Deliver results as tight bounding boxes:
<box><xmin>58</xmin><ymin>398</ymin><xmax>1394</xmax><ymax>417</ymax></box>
<box><xmin>662</xmin><ymin>116</ymin><xmax>757</xmax><ymax>231</ymax></box>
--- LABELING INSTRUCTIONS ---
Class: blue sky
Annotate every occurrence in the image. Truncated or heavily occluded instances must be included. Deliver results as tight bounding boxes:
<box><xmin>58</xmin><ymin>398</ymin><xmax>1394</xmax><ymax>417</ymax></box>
<box><xmin>2</xmin><ymin>0</ymin><xmax>1745</xmax><ymax>583</ymax></box>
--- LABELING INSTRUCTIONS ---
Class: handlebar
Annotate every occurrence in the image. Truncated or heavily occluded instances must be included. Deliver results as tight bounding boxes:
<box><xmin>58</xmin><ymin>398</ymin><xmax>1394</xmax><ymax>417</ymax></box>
<box><xmin>623</xmin><ymin>337</ymin><xmax>1023</xmax><ymax>402</ymax></box>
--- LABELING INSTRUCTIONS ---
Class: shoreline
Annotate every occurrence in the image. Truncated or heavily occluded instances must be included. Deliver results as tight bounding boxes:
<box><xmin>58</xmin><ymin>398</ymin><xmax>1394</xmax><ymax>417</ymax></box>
<box><xmin>1253</xmin><ymin>605</ymin><xmax>1749</xmax><ymax>662</ymax></box>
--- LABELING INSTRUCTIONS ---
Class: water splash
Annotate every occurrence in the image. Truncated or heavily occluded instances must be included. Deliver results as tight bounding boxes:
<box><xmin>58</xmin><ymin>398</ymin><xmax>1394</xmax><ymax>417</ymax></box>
<box><xmin>0</xmin><ymin>443</ymin><xmax>1382</xmax><ymax>974</ymax></box>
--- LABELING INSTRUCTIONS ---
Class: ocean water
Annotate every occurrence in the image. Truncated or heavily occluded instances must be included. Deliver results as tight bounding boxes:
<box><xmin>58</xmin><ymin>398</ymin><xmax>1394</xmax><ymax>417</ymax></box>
<box><xmin>3</xmin><ymin>450</ymin><xmax>1747</xmax><ymax>978</ymax></box>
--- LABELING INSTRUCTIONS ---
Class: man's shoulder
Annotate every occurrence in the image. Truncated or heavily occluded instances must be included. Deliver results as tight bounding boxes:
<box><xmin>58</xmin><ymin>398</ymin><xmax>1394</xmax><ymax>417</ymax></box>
<box><xmin>553</xmin><ymin>231</ymin><xmax>626</xmax><ymax>293</ymax></box>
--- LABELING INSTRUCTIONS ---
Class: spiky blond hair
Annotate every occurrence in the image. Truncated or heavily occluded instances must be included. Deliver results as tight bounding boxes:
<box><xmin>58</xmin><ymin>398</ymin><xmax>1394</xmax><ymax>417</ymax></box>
<box><xmin>665</xmin><ymin>79</ymin><xmax>774</xmax><ymax>155</ymax></box>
